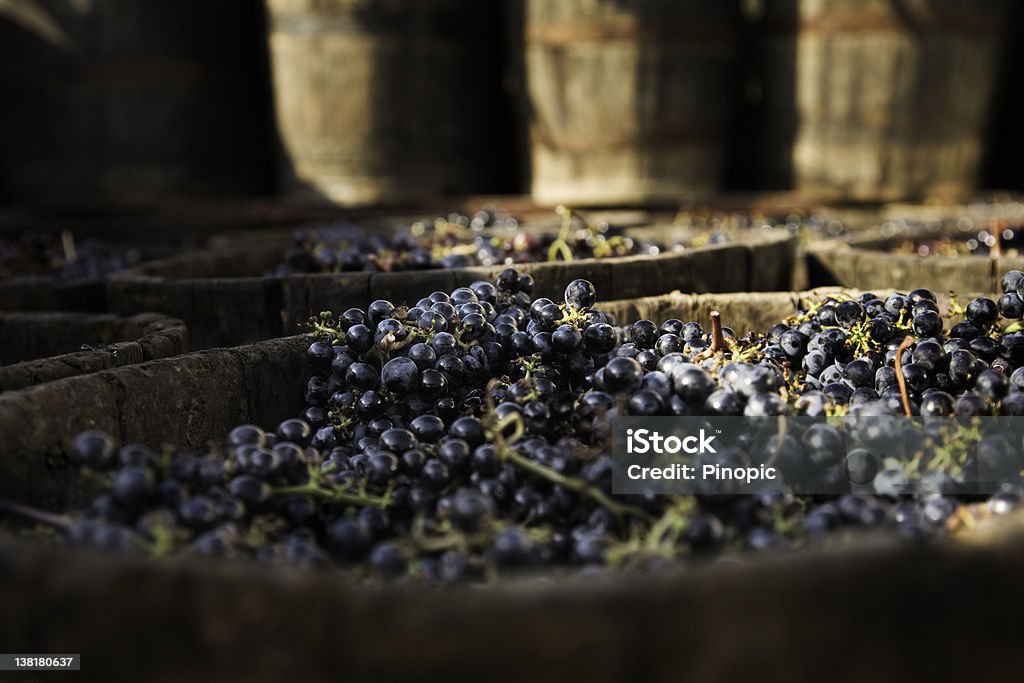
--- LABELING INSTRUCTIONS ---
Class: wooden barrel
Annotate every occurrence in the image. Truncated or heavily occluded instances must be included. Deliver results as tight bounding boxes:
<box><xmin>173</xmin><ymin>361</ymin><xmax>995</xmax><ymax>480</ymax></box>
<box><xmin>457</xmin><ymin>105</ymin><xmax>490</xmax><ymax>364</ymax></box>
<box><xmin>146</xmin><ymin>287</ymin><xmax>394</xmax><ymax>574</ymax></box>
<box><xmin>520</xmin><ymin>0</ymin><xmax>741</xmax><ymax>206</ymax></box>
<box><xmin>266</xmin><ymin>0</ymin><xmax>505</xmax><ymax>206</ymax></box>
<box><xmin>107</xmin><ymin>229</ymin><xmax>795</xmax><ymax>349</ymax></box>
<box><xmin>756</xmin><ymin>0</ymin><xmax>1012</xmax><ymax>202</ymax></box>
<box><xmin>0</xmin><ymin>0</ymin><xmax>273</xmax><ymax>206</ymax></box>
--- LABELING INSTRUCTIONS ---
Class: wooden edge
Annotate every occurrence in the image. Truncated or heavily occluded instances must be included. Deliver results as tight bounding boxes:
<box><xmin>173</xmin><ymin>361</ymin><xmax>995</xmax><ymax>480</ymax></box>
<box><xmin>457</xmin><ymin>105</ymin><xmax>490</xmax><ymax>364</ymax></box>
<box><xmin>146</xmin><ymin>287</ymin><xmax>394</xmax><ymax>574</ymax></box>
<box><xmin>0</xmin><ymin>315</ymin><xmax>188</xmax><ymax>393</ymax></box>
<box><xmin>1</xmin><ymin>516</ymin><xmax>1023</xmax><ymax>680</ymax></box>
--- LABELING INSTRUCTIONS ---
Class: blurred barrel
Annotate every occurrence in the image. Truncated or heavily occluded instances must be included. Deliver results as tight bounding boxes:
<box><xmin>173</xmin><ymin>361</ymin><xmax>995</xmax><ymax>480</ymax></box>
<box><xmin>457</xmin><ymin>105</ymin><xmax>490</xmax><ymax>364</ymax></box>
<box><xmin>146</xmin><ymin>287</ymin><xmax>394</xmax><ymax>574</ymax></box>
<box><xmin>520</xmin><ymin>0</ymin><xmax>741</xmax><ymax>206</ymax></box>
<box><xmin>0</xmin><ymin>0</ymin><xmax>273</xmax><ymax>206</ymax></box>
<box><xmin>756</xmin><ymin>0</ymin><xmax>1012</xmax><ymax>202</ymax></box>
<box><xmin>266</xmin><ymin>0</ymin><xmax>502</xmax><ymax>206</ymax></box>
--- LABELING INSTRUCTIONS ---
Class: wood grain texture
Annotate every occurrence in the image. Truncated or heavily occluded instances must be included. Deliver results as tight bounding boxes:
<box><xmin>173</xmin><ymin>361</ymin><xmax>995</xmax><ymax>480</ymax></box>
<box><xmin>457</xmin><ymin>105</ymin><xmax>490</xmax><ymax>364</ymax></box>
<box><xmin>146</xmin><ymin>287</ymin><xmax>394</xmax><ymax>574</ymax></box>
<box><xmin>521</xmin><ymin>0</ymin><xmax>740</xmax><ymax>205</ymax></box>
<box><xmin>0</xmin><ymin>336</ymin><xmax>308</xmax><ymax>509</ymax></box>
<box><xmin>267</xmin><ymin>0</ymin><xmax>502</xmax><ymax>205</ymax></box>
<box><xmin>5</xmin><ymin>534</ymin><xmax>1022</xmax><ymax>683</ymax></box>
<box><xmin>0</xmin><ymin>312</ymin><xmax>187</xmax><ymax>393</ymax></box>
<box><xmin>758</xmin><ymin>0</ymin><xmax>1012</xmax><ymax>201</ymax></box>
<box><xmin>806</xmin><ymin>224</ymin><xmax>1003</xmax><ymax>293</ymax></box>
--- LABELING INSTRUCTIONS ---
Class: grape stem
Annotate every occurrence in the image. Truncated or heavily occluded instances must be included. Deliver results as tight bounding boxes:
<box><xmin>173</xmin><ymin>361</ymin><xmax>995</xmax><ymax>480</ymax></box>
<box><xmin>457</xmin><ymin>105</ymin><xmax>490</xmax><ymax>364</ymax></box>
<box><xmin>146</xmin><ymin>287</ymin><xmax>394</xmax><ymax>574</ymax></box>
<box><xmin>489</xmin><ymin>414</ymin><xmax>654</xmax><ymax>523</ymax></box>
<box><xmin>643</xmin><ymin>498</ymin><xmax>694</xmax><ymax>552</ymax></box>
<box><xmin>709</xmin><ymin>310</ymin><xmax>727</xmax><ymax>353</ymax></box>
<box><xmin>408</xmin><ymin>516</ymin><xmax>505</xmax><ymax>553</ymax></box>
<box><xmin>272</xmin><ymin>482</ymin><xmax>391</xmax><ymax>508</ymax></box>
<box><xmin>61</xmin><ymin>229</ymin><xmax>77</xmax><ymax>264</ymax></box>
<box><xmin>547</xmin><ymin>205</ymin><xmax>577</xmax><ymax>262</ymax></box>
<box><xmin>0</xmin><ymin>499</ymin><xmax>71</xmax><ymax>531</ymax></box>
<box><xmin>499</xmin><ymin>445</ymin><xmax>655</xmax><ymax>523</ymax></box>
<box><xmin>894</xmin><ymin>336</ymin><xmax>915</xmax><ymax>417</ymax></box>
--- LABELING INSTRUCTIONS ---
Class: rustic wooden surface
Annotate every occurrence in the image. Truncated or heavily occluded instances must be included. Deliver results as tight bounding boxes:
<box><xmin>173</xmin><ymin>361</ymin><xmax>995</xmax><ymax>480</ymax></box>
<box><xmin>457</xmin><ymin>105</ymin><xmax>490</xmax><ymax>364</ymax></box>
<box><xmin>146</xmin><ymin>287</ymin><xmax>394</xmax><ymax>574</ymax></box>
<box><xmin>0</xmin><ymin>277</ymin><xmax>106</xmax><ymax>313</ymax></box>
<box><xmin>602</xmin><ymin>290</ymin><xmax>808</xmax><ymax>334</ymax></box>
<box><xmin>806</xmin><ymin>224</ymin><xmax>1006</xmax><ymax>293</ymax></box>
<box><xmin>106</xmin><ymin>243</ymin><xmax>285</xmax><ymax>349</ymax></box>
<box><xmin>757</xmin><ymin>0</ymin><xmax>1011</xmax><ymax>201</ymax></box>
<box><xmin>0</xmin><ymin>336</ymin><xmax>308</xmax><ymax>511</ymax></box>
<box><xmin>0</xmin><ymin>312</ymin><xmax>186</xmax><ymax>392</ymax></box>
<box><xmin>521</xmin><ymin>0</ymin><xmax>740</xmax><ymax>205</ymax></box>
<box><xmin>0</xmin><ymin>519</ymin><xmax>1022</xmax><ymax>682</ymax></box>
<box><xmin>266</xmin><ymin>0</ymin><xmax>505</xmax><ymax>205</ymax></box>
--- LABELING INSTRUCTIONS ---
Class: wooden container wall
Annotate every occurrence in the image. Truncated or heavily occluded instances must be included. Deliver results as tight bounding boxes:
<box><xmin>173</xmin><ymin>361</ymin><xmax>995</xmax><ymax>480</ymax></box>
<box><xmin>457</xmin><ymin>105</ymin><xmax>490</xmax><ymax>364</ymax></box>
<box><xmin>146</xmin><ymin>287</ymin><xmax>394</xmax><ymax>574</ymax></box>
<box><xmin>2</xmin><ymin>291</ymin><xmax>1022</xmax><ymax>683</ymax></box>
<box><xmin>806</xmin><ymin>224</ymin><xmax>1023</xmax><ymax>293</ymax></box>
<box><xmin>106</xmin><ymin>229</ymin><xmax>795</xmax><ymax>349</ymax></box>
<box><xmin>0</xmin><ymin>312</ymin><xmax>187</xmax><ymax>393</ymax></box>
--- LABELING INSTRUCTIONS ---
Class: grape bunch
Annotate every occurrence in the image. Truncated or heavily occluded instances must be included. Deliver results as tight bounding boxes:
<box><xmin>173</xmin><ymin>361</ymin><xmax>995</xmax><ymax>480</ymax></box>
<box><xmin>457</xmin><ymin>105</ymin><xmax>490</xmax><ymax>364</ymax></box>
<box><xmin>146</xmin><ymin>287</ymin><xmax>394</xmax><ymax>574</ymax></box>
<box><xmin>266</xmin><ymin>222</ymin><xmax>443</xmax><ymax>275</ymax></box>
<box><xmin>673</xmin><ymin>208</ymin><xmax>847</xmax><ymax>243</ymax></box>
<box><xmin>0</xmin><ymin>232</ymin><xmax>146</xmax><ymax>280</ymax></box>
<box><xmin>9</xmin><ymin>269</ymin><xmax>1024</xmax><ymax>581</ymax></box>
<box><xmin>266</xmin><ymin>208</ymin><xmax>685</xmax><ymax>276</ymax></box>
<box><xmin>887</xmin><ymin>220</ymin><xmax>1024</xmax><ymax>258</ymax></box>
<box><xmin>781</xmin><ymin>277</ymin><xmax>1024</xmax><ymax>417</ymax></box>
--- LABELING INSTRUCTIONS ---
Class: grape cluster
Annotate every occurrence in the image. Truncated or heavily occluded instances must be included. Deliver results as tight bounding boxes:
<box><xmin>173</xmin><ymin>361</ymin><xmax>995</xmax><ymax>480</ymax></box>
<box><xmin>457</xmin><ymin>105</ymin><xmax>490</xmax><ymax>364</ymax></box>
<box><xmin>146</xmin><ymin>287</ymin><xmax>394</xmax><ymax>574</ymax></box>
<box><xmin>890</xmin><ymin>223</ymin><xmax>1024</xmax><ymax>258</ymax></box>
<box><xmin>266</xmin><ymin>222</ymin><xmax>444</xmax><ymax>276</ymax></box>
<box><xmin>0</xmin><ymin>232</ymin><xmax>146</xmax><ymax>281</ymax></box>
<box><xmin>13</xmin><ymin>269</ymin><xmax>1024</xmax><ymax>581</ymax></box>
<box><xmin>266</xmin><ymin>209</ymin><xmax>684</xmax><ymax>276</ymax></box>
<box><xmin>673</xmin><ymin>208</ymin><xmax>847</xmax><ymax>242</ymax></box>
<box><xmin>783</xmin><ymin>278</ymin><xmax>1024</xmax><ymax>418</ymax></box>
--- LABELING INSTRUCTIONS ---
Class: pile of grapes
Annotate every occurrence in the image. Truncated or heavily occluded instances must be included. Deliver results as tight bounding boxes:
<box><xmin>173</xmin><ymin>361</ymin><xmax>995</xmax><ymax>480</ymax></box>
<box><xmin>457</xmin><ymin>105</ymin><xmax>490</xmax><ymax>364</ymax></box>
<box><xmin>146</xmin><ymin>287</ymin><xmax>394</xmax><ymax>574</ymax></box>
<box><xmin>672</xmin><ymin>207</ymin><xmax>846</xmax><ymax>243</ymax></box>
<box><xmin>0</xmin><ymin>231</ymin><xmax>146</xmax><ymax>281</ymax></box>
<box><xmin>266</xmin><ymin>209</ymin><xmax>722</xmax><ymax>276</ymax></box>
<box><xmin>887</xmin><ymin>222</ymin><xmax>1024</xmax><ymax>258</ymax></box>
<box><xmin>7</xmin><ymin>268</ymin><xmax>1024</xmax><ymax>581</ymax></box>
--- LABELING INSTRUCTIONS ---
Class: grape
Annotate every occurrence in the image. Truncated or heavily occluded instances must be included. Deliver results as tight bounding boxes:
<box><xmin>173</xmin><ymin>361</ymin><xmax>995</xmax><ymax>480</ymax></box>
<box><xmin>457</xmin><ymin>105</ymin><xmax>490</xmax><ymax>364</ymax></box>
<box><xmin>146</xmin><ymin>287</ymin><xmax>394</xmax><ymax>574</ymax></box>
<box><xmin>18</xmin><ymin>267</ymin><xmax>1024</xmax><ymax>582</ymax></box>
<box><xmin>1003</xmin><ymin>270</ymin><xmax>1024</xmax><ymax>294</ymax></box>
<box><xmin>834</xmin><ymin>300</ymin><xmax>865</xmax><ymax>328</ymax></box>
<box><xmin>380</xmin><ymin>357</ymin><xmax>419</xmax><ymax>395</ymax></box>
<box><xmin>68</xmin><ymin>431</ymin><xmax>117</xmax><ymax>470</ymax></box>
<box><xmin>966</xmin><ymin>297</ymin><xmax>999</xmax><ymax>329</ymax></box>
<box><xmin>564</xmin><ymin>278</ymin><xmax>597</xmax><ymax>310</ymax></box>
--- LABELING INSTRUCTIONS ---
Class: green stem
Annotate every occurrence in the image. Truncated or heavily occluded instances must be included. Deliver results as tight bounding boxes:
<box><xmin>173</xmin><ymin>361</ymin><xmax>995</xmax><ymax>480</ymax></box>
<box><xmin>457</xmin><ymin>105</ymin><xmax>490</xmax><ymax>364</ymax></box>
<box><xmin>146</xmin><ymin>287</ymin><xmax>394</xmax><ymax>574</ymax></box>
<box><xmin>500</xmin><ymin>446</ymin><xmax>654</xmax><ymax>523</ymax></box>
<box><xmin>489</xmin><ymin>414</ymin><xmax>525</xmax><ymax>444</ymax></box>
<box><xmin>644</xmin><ymin>503</ymin><xmax>691</xmax><ymax>553</ymax></box>
<box><xmin>547</xmin><ymin>205</ymin><xmax>576</xmax><ymax>262</ymax></box>
<box><xmin>272</xmin><ymin>484</ymin><xmax>391</xmax><ymax>508</ymax></box>
<box><xmin>547</xmin><ymin>239</ymin><xmax>574</xmax><ymax>263</ymax></box>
